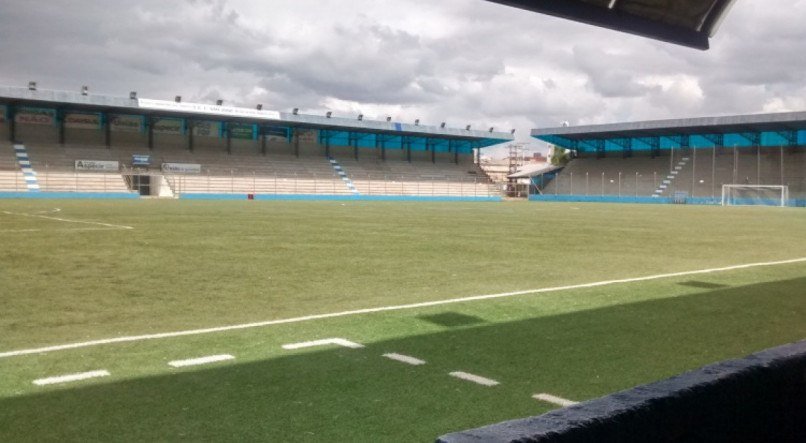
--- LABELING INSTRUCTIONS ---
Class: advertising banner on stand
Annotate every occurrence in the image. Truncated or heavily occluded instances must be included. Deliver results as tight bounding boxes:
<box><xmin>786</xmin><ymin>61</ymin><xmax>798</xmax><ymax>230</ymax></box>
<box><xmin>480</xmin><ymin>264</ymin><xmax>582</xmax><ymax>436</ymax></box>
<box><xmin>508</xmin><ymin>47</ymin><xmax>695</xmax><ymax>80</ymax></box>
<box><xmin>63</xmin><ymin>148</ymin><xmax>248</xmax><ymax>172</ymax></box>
<box><xmin>110</xmin><ymin>115</ymin><xmax>144</xmax><ymax>132</ymax></box>
<box><xmin>75</xmin><ymin>160</ymin><xmax>119</xmax><ymax>172</ymax></box>
<box><xmin>297</xmin><ymin>128</ymin><xmax>318</xmax><ymax>144</ymax></box>
<box><xmin>230</xmin><ymin>123</ymin><xmax>257</xmax><ymax>140</ymax></box>
<box><xmin>14</xmin><ymin>107</ymin><xmax>55</xmax><ymax>125</ymax></box>
<box><xmin>64</xmin><ymin>113</ymin><xmax>102</xmax><ymax>130</ymax></box>
<box><xmin>153</xmin><ymin>118</ymin><xmax>185</xmax><ymax>135</ymax></box>
<box><xmin>192</xmin><ymin>121</ymin><xmax>221</xmax><ymax>137</ymax></box>
<box><xmin>161</xmin><ymin>163</ymin><xmax>201</xmax><ymax>174</ymax></box>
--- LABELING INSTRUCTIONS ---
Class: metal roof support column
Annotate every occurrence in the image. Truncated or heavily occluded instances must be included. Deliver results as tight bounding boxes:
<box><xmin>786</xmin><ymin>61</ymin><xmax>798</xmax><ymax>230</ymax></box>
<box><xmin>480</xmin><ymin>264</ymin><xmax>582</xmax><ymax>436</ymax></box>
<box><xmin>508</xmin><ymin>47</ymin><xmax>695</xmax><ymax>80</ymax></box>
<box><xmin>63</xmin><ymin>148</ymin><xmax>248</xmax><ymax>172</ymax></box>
<box><xmin>375</xmin><ymin>134</ymin><xmax>386</xmax><ymax>161</ymax></box>
<box><xmin>147</xmin><ymin>116</ymin><xmax>155</xmax><ymax>151</ymax></box>
<box><xmin>292</xmin><ymin>128</ymin><xmax>300</xmax><ymax>158</ymax></box>
<box><xmin>738</xmin><ymin>132</ymin><xmax>761</xmax><ymax>147</ymax></box>
<box><xmin>7</xmin><ymin>104</ymin><xmax>15</xmax><ymax>142</ymax></box>
<box><xmin>775</xmin><ymin>130</ymin><xmax>798</xmax><ymax>152</ymax></box>
<box><xmin>260</xmin><ymin>127</ymin><xmax>267</xmax><ymax>155</ymax></box>
<box><xmin>405</xmin><ymin>136</ymin><xmax>412</xmax><ymax>163</ymax></box>
<box><xmin>57</xmin><ymin>109</ymin><xmax>65</xmax><ymax>145</ymax></box>
<box><xmin>103</xmin><ymin>112</ymin><xmax>112</xmax><ymax>148</ymax></box>
<box><xmin>612</xmin><ymin>138</ymin><xmax>632</xmax><ymax>158</ymax></box>
<box><xmin>451</xmin><ymin>140</ymin><xmax>458</xmax><ymax>164</ymax></box>
<box><xmin>187</xmin><ymin>119</ymin><xmax>195</xmax><ymax>152</ymax></box>
<box><xmin>322</xmin><ymin>129</ymin><xmax>331</xmax><ymax>158</ymax></box>
<box><xmin>428</xmin><ymin>139</ymin><xmax>435</xmax><ymax>163</ymax></box>
<box><xmin>594</xmin><ymin>139</ymin><xmax>605</xmax><ymax>159</ymax></box>
<box><xmin>350</xmin><ymin>132</ymin><xmax>358</xmax><ymax>160</ymax></box>
<box><xmin>225</xmin><ymin>122</ymin><xmax>232</xmax><ymax>154</ymax></box>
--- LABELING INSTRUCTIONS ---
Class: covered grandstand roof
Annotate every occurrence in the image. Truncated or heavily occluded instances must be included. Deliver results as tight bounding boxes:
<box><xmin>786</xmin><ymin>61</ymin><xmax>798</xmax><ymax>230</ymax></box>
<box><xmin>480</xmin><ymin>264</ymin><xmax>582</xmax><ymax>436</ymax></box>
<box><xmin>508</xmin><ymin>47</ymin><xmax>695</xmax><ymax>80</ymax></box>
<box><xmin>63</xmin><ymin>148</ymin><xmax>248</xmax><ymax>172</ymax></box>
<box><xmin>485</xmin><ymin>0</ymin><xmax>738</xmax><ymax>50</ymax></box>
<box><xmin>0</xmin><ymin>85</ymin><xmax>514</xmax><ymax>148</ymax></box>
<box><xmin>532</xmin><ymin>111</ymin><xmax>806</xmax><ymax>153</ymax></box>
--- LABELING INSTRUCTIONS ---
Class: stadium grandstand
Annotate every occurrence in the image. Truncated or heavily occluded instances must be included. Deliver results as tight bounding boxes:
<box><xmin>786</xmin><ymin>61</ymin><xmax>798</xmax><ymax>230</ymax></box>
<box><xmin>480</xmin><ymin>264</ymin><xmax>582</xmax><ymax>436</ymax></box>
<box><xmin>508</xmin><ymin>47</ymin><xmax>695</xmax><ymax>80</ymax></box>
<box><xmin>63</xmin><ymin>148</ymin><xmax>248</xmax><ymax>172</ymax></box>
<box><xmin>530</xmin><ymin>112</ymin><xmax>806</xmax><ymax>207</ymax></box>
<box><xmin>0</xmin><ymin>84</ymin><xmax>513</xmax><ymax>201</ymax></box>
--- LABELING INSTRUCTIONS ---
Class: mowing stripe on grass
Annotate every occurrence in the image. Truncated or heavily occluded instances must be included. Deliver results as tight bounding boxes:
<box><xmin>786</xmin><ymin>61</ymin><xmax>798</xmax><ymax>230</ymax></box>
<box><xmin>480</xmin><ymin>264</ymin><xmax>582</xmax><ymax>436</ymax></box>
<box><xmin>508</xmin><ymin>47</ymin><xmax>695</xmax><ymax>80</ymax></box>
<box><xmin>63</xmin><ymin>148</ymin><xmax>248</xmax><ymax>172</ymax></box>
<box><xmin>383</xmin><ymin>353</ymin><xmax>426</xmax><ymax>365</ymax></box>
<box><xmin>168</xmin><ymin>354</ymin><xmax>235</xmax><ymax>368</ymax></box>
<box><xmin>533</xmin><ymin>393</ymin><xmax>578</xmax><ymax>407</ymax></box>
<box><xmin>449</xmin><ymin>371</ymin><xmax>499</xmax><ymax>387</ymax></box>
<box><xmin>1</xmin><ymin>256</ymin><xmax>805</xmax><ymax>359</ymax></box>
<box><xmin>282</xmin><ymin>338</ymin><xmax>364</xmax><ymax>350</ymax></box>
<box><xmin>33</xmin><ymin>370</ymin><xmax>110</xmax><ymax>386</ymax></box>
<box><xmin>1</xmin><ymin>210</ymin><xmax>134</xmax><ymax>230</ymax></box>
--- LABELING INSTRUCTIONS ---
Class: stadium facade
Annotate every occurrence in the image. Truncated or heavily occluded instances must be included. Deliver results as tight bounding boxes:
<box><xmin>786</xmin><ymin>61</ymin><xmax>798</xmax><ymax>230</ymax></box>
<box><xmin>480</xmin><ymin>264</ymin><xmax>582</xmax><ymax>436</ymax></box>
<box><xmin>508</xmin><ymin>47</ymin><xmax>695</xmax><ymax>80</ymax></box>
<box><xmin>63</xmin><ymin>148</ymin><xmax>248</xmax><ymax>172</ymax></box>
<box><xmin>530</xmin><ymin>112</ymin><xmax>806</xmax><ymax>206</ymax></box>
<box><xmin>0</xmin><ymin>85</ymin><xmax>513</xmax><ymax>201</ymax></box>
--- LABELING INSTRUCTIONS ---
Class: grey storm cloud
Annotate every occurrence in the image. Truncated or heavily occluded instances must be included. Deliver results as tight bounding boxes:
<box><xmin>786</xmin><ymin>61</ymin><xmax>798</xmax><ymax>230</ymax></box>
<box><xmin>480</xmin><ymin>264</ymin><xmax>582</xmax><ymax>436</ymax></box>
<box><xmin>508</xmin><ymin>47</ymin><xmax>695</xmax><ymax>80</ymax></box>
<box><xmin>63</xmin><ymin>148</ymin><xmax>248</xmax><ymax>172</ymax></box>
<box><xmin>0</xmin><ymin>0</ymin><xmax>804</xmax><ymax>150</ymax></box>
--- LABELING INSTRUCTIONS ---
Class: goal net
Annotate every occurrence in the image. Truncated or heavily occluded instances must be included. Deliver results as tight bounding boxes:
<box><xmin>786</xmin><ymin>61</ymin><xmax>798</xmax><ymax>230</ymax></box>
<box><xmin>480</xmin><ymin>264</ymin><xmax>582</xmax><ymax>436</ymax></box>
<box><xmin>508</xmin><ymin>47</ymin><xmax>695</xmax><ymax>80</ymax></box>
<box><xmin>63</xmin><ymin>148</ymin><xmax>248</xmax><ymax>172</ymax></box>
<box><xmin>721</xmin><ymin>185</ymin><xmax>789</xmax><ymax>207</ymax></box>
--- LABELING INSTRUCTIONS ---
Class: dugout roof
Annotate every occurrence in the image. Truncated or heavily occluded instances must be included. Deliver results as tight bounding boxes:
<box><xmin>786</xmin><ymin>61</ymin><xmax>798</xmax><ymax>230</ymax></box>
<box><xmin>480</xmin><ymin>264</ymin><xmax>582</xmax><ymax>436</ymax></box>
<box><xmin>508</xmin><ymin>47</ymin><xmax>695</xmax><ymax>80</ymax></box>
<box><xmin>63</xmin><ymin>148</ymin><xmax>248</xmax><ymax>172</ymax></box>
<box><xmin>485</xmin><ymin>0</ymin><xmax>738</xmax><ymax>50</ymax></box>
<box><xmin>532</xmin><ymin>111</ymin><xmax>806</xmax><ymax>155</ymax></box>
<box><xmin>0</xmin><ymin>85</ymin><xmax>513</xmax><ymax>149</ymax></box>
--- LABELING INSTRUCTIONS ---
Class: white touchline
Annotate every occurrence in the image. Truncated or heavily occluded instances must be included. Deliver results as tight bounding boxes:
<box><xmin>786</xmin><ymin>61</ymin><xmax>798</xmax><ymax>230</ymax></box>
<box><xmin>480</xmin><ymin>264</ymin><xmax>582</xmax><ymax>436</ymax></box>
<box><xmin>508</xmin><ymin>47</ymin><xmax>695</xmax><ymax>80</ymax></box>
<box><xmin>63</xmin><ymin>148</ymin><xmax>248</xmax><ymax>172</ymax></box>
<box><xmin>383</xmin><ymin>353</ymin><xmax>426</xmax><ymax>366</ymax></box>
<box><xmin>533</xmin><ymin>393</ymin><xmax>578</xmax><ymax>407</ymax></box>
<box><xmin>33</xmin><ymin>370</ymin><xmax>110</xmax><ymax>386</ymax></box>
<box><xmin>168</xmin><ymin>354</ymin><xmax>235</xmax><ymax>368</ymax></box>
<box><xmin>1</xmin><ymin>210</ymin><xmax>134</xmax><ymax>230</ymax></box>
<box><xmin>449</xmin><ymin>371</ymin><xmax>499</xmax><ymax>387</ymax></box>
<box><xmin>282</xmin><ymin>338</ymin><xmax>364</xmax><ymax>350</ymax></box>
<box><xmin>1</xmin><ymin>256</ymin><xmax>805</xmax><ymax>359</ymax></box>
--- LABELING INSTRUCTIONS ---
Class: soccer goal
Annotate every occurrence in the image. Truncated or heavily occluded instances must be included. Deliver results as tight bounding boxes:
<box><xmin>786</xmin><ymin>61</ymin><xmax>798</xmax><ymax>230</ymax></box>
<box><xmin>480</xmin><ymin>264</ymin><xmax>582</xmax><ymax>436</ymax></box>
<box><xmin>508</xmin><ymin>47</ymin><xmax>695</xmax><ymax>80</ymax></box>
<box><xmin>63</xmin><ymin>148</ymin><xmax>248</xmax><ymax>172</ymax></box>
<box><xmin>721</xmin><ymin>185</ymin><xmax>789</xmax><ymax>207</ymax></box>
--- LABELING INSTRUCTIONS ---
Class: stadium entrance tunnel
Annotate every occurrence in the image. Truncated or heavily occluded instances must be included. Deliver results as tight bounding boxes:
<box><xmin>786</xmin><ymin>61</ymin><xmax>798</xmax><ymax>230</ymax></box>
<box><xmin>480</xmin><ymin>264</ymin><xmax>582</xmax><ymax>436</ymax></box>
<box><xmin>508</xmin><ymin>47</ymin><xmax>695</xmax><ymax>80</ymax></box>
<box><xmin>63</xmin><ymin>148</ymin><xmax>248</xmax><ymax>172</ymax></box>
<box><xmin>1</xmin><ymin>277</ymin><xmax>804</xmax><ymax>441</ymax></box>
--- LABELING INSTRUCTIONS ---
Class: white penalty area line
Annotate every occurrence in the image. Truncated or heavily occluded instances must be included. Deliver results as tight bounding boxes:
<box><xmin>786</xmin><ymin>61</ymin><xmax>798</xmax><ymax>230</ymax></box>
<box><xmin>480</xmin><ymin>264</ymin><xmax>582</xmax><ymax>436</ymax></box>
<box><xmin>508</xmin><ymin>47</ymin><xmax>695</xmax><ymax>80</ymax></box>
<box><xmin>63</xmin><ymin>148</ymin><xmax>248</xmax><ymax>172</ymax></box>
<box><xmin>33</xmin><ymin>370</ymin><xmax>110</xmax><ymax>386</ymax></box>
<box><xmin>168</xmin><ymin>354</ymin><xmax>235</xmax><ymax>368</ymax></box>
<box><xmin>1</xmin><ymin>256</ymin><xmax>805</xmax><ymax>359</ymax></box>
<box><xmin>383</xmin><ymin>353</ymin><xmax>426</xmax><ymax>366</ymax></box>
<box><xmin>449</xmin><ymin>371</ymin><xmax>499</xmax><ymax>387</ymax></box>
<box><xmin>533</xmin><ymin>393</ymin><xmax>578</xmax><ymax>407</ymax></box>
<box><xmin>282</xmin><ymin>338</ymin><xmax>364</xmax><ymax>350</ymax></box>
<box><xmin>1</xmin><ymin>210</ymin><xmax>134</xmax><ymax>231</ymax></box>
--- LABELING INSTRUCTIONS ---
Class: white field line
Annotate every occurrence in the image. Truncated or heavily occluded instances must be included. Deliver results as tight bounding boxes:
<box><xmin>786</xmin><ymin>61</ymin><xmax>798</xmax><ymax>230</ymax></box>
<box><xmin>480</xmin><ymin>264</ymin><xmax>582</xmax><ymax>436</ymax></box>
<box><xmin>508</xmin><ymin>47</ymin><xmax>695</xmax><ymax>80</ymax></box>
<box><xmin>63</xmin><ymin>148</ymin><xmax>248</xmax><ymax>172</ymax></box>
<box><xmin>0</xmin><ymin>228</ymin><xmax>128</xmax><ymax>233</ymax></box>
<box><xmin>1</xmin><ymin>210</ymin><xmax>133</xmax><ymax>230</ymax></box>
<box><xmin>533</xmin><ymin>393</ymin><xmax>578</xmax><ymax>407</ymax></box>
<box><xmin>282</xmin><ymin>338</ymin><xmax>364</xmax><ymax>350</ymax></box>
<box><xmin>383</xmin><ymin>353</ymin><xmax>426</xmax><ymax>366</ymax></box>
<box><xmin>168</xmin><ymin>354</ymin><xmax>235</xmax><ymax>368</ymax></box>
<box><xmin>449</xmin><ymin>371</ymin><xmax>499</xmax><ymax>387</ymax></box>
<box><xmin>1</xmin><ymin>256</ymin><xmax>805</xmax><ymax>359</ymax></box>
<box><xmin>33</xmin><ymin>370</ymin><xmax>110</xmax><ymax>386</ymax></box>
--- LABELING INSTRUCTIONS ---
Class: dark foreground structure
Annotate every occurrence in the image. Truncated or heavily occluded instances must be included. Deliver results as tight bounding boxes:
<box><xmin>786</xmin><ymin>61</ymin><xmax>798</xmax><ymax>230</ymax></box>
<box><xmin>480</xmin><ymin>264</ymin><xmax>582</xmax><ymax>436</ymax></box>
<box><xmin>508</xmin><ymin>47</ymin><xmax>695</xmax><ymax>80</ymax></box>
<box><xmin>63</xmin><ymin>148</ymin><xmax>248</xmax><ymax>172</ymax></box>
<box><xmin>486</xmin><ymin>0</ymin><xmax>738</xmax><ymax>50</ymax></box>
<box><xmin>439</xmin><ymin>340</ymin><xmax>806</xmax><ymax>442</ymax></box>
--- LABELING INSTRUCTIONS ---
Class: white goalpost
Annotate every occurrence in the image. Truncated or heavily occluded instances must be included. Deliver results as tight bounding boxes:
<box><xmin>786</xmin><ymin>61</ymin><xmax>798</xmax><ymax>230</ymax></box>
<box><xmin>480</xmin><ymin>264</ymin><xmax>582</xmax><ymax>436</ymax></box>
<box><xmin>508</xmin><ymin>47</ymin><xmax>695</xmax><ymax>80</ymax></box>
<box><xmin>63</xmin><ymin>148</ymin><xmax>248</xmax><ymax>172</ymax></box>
<box><xmin>721</xmin><ymin>184</ymin><xmax>789</xmax><ymax>207</ymax></box>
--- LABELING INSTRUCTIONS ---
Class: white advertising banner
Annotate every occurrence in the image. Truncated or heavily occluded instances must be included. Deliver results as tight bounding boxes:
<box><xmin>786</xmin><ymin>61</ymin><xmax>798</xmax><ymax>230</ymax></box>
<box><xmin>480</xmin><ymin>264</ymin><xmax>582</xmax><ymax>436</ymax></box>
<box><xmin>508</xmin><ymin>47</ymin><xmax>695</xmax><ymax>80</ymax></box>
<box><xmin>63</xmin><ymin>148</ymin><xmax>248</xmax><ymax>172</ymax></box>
<box><xmin>138</xmin><ymin>98</ymin><xmax>281</xmax><ymax>121</ymax></box>
<box><xmin>110</xmin><ymin>115</ymin><xmax>144</xmax><ymax>132</ymax></box>
<box><xmin>162</xmin><ymin>163</ymin><xmax>201</xmax><ymax>174</ymax></box>
<box><xmin>75</xmin><ymin>160</ymin><xmax>119</xmax><ymax>172</ymax></box>
<box><xmin>64</xmin><ymin>113</ymin><xmax>101</xmax><ymax>130</ymax></box>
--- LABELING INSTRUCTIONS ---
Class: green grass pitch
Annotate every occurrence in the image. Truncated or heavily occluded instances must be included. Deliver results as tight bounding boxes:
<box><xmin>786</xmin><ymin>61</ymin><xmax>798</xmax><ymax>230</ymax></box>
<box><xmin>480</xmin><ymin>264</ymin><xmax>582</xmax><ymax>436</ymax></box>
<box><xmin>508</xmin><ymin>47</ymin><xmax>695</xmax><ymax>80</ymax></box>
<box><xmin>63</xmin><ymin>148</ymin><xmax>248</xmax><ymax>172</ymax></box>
<box><xmin>0</xmin><ymin>200</ymin><xmax>804</xmax><ymax>441</ymax></box>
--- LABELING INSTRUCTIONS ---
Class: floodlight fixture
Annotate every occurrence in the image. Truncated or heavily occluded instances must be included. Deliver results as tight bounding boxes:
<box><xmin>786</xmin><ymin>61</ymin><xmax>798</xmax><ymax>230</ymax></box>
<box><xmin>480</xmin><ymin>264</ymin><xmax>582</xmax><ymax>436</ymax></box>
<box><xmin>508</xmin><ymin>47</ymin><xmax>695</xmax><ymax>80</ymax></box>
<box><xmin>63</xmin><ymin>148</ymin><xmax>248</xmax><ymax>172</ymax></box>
<box><xmin>440</xmin><ymin>122</ymin><xmax>446</xmax><ymax>128</ymax></box>
<box><xmin>489</xmin><ymin>127</ymin><xmax>495</xmax><ymax>133</ymax></box>
<box><xmin>256</xmin><ymin>104</ymin><xmax>263</xmax><ymax>110</ymax></box>
<box><xmin>130</xmin><ymin>91</ymin><xmax>137</xmax><ymax>100</ymax></box>
<box><xmin>358</xmin><ymin>114</ymin><xmax>363</xmax><ymax>121</ymax></box>
<box><xmin>216</xmin><ymin>99</ymin><xmax>224</xmax><ymax>106</ymax></box>
<box><xmin>175</xmin><ymin>96</ymin><xmax>182</xmax><ymax>103</ymax></box>
<box><xmin>292</xmin><ymin>108</ymin><xmax>299</xmax><ymax>115</ymax></box>
<box><xmin>511</xmin><ymin>129</ymin><xmax>516</xmax><ymax>135</ymax></box>
<box><xmin>414</xmin><ymin>119</ymin><xmax>420</xmax><ymax>126</ymax></box>
<box><xmin>326</xmin><ymin>111</ymin><xmax>332</xmax><ymax>118</ymax></box>
<box><xmin>466</xmin><ymin>125</ymin><xmax>472</xmax><ymax>131</ymax></box>
<box><xmin>386</xmin><ymin>116</ymin><xmax>392</xmax><ymax>122</ymax></box>
<box><xmin>28</xmin><ymin>81</ymin><xmax>37</xmax><ymax>91</ymax></box>
<box><xmin>81</xmin><ymin>86</ymin><xmax>89</xmax><ymax>96</ymax></box>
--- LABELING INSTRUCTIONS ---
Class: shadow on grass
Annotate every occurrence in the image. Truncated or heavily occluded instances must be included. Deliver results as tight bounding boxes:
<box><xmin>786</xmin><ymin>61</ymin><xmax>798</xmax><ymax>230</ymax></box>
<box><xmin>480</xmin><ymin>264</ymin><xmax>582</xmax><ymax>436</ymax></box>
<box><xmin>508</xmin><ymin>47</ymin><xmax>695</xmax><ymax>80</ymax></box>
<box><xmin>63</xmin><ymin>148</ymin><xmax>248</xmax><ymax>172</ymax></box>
<box><xmin>1</xmin><ymin>278</ymin><xmax>804</xmax><ymax>442</ymax></box>
<box><xmin>417</xmin><ymin>312</ymin><xmax>487</xmax><ymax>327</ymax></box>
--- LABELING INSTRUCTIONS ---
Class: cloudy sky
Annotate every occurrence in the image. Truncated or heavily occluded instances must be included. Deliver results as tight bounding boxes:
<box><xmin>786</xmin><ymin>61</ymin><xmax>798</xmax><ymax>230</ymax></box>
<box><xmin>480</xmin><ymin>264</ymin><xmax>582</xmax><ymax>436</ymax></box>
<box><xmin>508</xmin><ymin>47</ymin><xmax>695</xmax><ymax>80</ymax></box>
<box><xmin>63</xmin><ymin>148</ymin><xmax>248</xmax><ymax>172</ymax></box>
<box><xmin>1</xmin><ymin>0</ymin><xmax>804</xmax><ymax>153</ymax></box>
